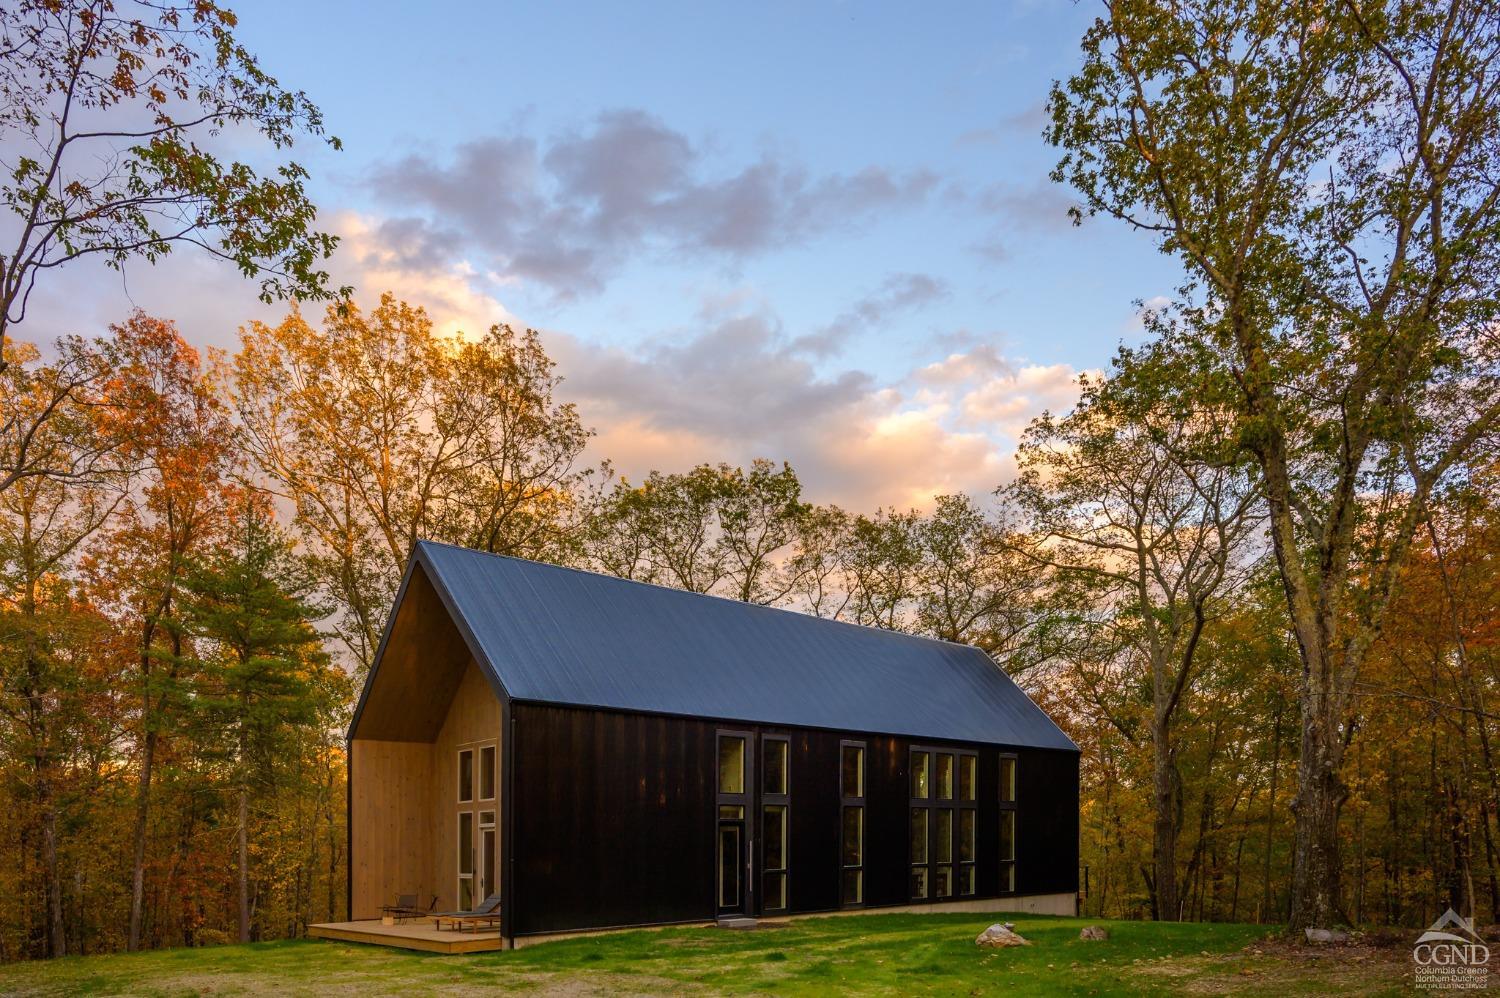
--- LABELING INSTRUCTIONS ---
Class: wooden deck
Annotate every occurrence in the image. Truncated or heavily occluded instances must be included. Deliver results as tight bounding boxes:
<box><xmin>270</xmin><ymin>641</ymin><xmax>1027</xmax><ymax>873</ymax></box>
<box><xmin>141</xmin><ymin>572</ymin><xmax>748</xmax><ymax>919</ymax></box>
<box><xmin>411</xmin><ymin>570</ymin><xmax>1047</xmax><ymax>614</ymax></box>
<box><xmin>308</xmin><ymin>919</ymin><xmax>507</xmax><ymax>954</ymax></box>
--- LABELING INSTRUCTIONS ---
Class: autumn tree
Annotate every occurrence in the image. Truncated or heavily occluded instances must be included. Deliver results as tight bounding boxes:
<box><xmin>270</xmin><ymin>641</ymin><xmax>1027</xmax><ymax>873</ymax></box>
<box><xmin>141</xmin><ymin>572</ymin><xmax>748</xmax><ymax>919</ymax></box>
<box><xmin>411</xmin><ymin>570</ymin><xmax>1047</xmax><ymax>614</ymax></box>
<box><xmin>233</xmin><ymin>295</ymin><xmax>592</xmax><ymax>668</ymax></box>
<box><xmin>0</xmin><ymin>336</ymin><xmax>126</xmax><ymax>495</ymax></box>
<box><xmin>0</xmin><ymin>0</ymin><xmax>345</xmax><ymax>367</ymax></box>
<box><xmin>1050</xmin><ymin>0</ymin><xmax>1500</xmax><ymax>929</ymax></box>
<box><xmin>86</xmin><ymin>314</ymin><xmax>236</xmax><ymax>951</ymax></box>
<box><xmin>0</xmin><ymin>340</ymin><xmax>127</xmax><ymax>956</ymax></box>
<box><xmin>1007</xmin><ymin>348</ymin><xmax>1260</xmax><ymax>921</ymax></box>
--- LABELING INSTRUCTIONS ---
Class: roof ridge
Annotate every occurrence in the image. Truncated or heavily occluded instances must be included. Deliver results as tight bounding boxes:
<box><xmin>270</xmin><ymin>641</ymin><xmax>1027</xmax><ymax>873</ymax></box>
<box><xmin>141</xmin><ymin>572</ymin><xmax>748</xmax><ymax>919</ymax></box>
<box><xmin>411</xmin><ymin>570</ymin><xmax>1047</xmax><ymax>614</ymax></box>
<box><xmin>412</xmin><ymin>538</ymin><xmax>987</xmax><ymax>655</ymax></box>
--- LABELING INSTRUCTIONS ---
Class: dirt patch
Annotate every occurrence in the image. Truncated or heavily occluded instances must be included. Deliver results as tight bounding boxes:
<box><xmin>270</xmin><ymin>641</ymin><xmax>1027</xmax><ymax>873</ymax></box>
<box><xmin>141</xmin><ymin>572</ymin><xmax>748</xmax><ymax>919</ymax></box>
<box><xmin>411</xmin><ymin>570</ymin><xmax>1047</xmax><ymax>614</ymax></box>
<box><xmin>515</xmin><ymin>972</ymin><xmax>708</xmax><ymax>996</ymax></box>
<box><xmin>1136</xmin><ymin>934</ymin><xmax>1416</xmax><ymax>995</ymax></box>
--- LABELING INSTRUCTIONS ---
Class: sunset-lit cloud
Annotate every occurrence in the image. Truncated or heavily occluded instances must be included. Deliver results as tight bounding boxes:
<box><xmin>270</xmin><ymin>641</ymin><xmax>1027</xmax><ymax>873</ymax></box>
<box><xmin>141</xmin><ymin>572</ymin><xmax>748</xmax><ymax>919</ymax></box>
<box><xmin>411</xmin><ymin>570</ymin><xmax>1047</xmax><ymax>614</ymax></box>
<box><xmin>14</xmin><ymin>195</ymin><xmax>1090</xmax><ymax>518</ymax></box>
<box><xmin>307</xmin><ymin>213</ymin><xmax>1080</xmax><ymax>510</ymax></box>
<box><xmin>540</xmin><ymin>299</ymin><xmax>1085</xmax><ymax>510</ymax></box>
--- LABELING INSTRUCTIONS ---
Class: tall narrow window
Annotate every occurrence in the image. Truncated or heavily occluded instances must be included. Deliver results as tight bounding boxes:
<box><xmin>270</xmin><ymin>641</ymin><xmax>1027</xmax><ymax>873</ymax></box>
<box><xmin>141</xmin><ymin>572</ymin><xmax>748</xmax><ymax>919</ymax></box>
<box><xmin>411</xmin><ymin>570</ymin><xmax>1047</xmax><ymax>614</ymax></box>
<box><xmin>764</xmin><ymin>738</ymin><xmax>788</xmax><ymax>796</ymax></box>
<box><xmin>716</xmin><ymin>732</ymin><xmax>751</xmax><ymax>914</ymax></box>
<box><xmin>911</xmin><ymin>750</ymin><xmax>930</xmax><ymax>799</ymax></box>
<box><xmin>957</xmin><ymin>750</ymin><xmax>976</xmax><ymax>894</ymax></box>
<box><xmin>479</xmin><ymin>745</ymin><xmax>495</xmax><ymax>801</ymax></box>
<box><xmin>910</xmin><ymin>807</ymin><xmax>929</xmax><ymax>898</ymax></box>
<box><xmin>999</xmin><ymin>754</ymin><xmax>1018</xmax><ymax>893</ymax></box>
<box><xmin>458</xmin><ymin>811</ymin><xmax>474</xmax><ymax>909</ymax></box>
<box><xmin>762</xmin><ymin>735</ymin><xmax>790</xmax><ymax>911</ymax></box>
<box><xmin>936</xmin><ymin>753</ymin><xmax>954</xmax><ymax>800</ymax></box>
<box><xmin>959</xmin><ymin>754</ymin><xmax>976</xmax><ymax>802</ymax></box>
<box><xmin>458</xmin><ymin>748</ymin><xmax>474</xmax><ymax>803</ymax></box>
<box><xmin>841</xmin><ymin>743</ymin><xmax>864</xmax><ymax>799</ymax></box>
<box><xmin>479</xmin><ymin>810</ymin><xmax>496</xmax><ymax>900</ymax></box>
<box><xmin>958</xmin><ymin>809</ymin><xmax>976</xmax><ymax>896</ymax></box>
<box><xmin>719</xmin><ymin>736</ymin><xmax>746</xmax><ymax>795</ymax></box>
<box><xmin>935</xmin><ymin>808</ymin><xmax>953</xmax><ymax>898</ymax></box>
<box><xmin>764</xmin><ymin>804</ymin><xmax>788</xmax><ymax>909</ymax></box>
<box><xmin>840</xmin><ymin>741</ymin><xmax>865</xmax><ymax>905</ymax></box>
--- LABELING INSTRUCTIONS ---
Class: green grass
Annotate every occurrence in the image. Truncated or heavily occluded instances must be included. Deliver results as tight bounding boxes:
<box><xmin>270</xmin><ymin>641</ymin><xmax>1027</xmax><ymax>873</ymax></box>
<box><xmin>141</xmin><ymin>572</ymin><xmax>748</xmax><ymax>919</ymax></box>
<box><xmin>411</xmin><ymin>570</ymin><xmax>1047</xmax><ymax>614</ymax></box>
<box><xmin>0</xmin><ymin>914</ymin><xmax>1415</xmax><ymax>996</ymax></box>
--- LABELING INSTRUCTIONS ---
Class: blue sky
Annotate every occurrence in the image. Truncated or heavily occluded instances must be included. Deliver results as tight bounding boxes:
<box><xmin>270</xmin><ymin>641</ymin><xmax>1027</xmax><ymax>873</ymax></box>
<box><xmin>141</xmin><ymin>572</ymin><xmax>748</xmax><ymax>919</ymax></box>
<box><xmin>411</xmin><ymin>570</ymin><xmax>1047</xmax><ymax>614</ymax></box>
<box><xmin>43</xmin><ymin>2</ymin><xmax>1180</xmax><ymax>508</ymax></box>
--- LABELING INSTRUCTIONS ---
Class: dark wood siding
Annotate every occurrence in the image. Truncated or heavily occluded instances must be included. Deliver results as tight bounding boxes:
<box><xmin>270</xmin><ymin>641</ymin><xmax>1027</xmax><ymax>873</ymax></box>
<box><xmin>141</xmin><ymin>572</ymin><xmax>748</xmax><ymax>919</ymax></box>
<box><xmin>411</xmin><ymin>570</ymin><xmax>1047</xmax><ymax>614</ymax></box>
<box><xmin>863</xmin><ymin>735</ymin><xmax>908</xmax><ymax>907</ymax></box>
<box><xmin>510</xmin><ymin>702</ymin><xmax>1078</xmax><ymax>936</ymax></box>
<box><xmin>783</xmin><ymin>726</ymin><xmax>839</xmax><ymax>913</ymax></box>
<box><xmin>509</xmin><ymin>703</ymin><xmax>716</xmax><ymax>935</ymax></box>
<box><xmin>1016</xmin><ymin>747</ymin><xmax>1080</xmax><ymax>897</ymax></box>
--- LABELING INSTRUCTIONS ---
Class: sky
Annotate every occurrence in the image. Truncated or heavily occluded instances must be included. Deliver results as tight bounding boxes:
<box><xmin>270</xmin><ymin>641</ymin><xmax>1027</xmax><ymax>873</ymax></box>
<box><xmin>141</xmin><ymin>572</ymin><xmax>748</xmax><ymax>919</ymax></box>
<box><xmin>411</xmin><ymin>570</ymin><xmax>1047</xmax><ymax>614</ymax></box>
<box><xmin>29</xmin><ymin>1</ymin><xmax>1183</xmax><ymax>510</ymax></box>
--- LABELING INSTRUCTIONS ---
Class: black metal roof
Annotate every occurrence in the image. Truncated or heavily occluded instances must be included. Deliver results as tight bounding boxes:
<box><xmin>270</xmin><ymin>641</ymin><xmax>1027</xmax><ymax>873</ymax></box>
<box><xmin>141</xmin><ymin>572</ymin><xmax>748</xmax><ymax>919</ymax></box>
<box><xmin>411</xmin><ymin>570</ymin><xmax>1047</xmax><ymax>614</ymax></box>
<box><xmin>409</xmin><ymin>540</ymin><xmax>1077</xmax><ymax>751</ymax></box>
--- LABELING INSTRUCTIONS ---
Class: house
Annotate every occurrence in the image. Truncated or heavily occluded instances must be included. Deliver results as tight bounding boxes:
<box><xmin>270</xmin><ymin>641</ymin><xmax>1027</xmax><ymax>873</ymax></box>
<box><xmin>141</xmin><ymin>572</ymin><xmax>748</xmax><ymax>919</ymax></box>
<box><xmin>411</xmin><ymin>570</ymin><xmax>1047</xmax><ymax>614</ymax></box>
<box><xmin>341</xmin><ymin>540</ymin><xmax>1079</xmax><ymax>948</ymax></box>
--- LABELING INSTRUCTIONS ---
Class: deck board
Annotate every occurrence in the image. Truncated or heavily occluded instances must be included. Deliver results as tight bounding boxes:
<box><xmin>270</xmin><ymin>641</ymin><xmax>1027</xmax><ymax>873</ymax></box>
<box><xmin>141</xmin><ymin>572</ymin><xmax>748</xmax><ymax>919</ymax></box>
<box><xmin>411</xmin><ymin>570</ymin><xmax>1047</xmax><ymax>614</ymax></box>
<box><xmin>309</xmin><ymin>919</ymin><xmax>506</xmax><ymax>954</ymax></box>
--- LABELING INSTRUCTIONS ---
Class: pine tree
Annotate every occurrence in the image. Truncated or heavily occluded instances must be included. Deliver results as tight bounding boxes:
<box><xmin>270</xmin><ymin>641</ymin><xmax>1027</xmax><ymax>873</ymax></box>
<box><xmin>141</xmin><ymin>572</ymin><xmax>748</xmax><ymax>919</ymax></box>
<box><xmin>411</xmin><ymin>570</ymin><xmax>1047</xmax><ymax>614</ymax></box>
<box><xmin>181</xmin><ymin>500</ymin><xmax>332</xmax><ymax>944</ymax></box>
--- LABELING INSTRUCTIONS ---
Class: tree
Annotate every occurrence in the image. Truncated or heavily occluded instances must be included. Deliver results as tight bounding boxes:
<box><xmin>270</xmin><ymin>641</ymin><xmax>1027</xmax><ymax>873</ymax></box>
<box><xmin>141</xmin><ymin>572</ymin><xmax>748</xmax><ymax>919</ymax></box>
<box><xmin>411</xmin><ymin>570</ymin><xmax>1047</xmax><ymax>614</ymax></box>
<box><xmin>1050</xmin><ymin>0</ymin><xmax>1500</xmax><ymax>929</ymax></box>
<box><xmin>0</xmin><ymin>336</ymin><xmax>124</xmax><ymax>495</ymax></box>
<box><xmin>180</xmin><ymin>499</ymin><xmax>334</xmax><ymax>944</ymax></box>
<box><xmin>584</xmin><ymin>460</ymin><xmax>814</xmax><ymax>601</ymax></box>
<box><xmin>781</xmin><ymin>504</ymin><xmax>854</xmax><ymax>620</ymax></box>
<box><xmin>234</xmin><ymin>295</ymin><xmax>592</xmax><ymax>668</ymax></box>
<box><xmin>0</xmin><ymin>0</ymin><xmax>345</xmax><ymax>367</ymax></box>
<box><xmin>1007</xmin><ymin>349</ymin><xmax>1260</xmax><ymax>922</ymax></box>
<box><xmin>0</xmin><ymin>340</ymin><xmax>125</xmax><ymax>956</ymax></box>
<box><xmin>915</xmin><ymin>494</ymin><xmax>1049</xmax><ymax>664</ymax></box>
<box><xmin>843</xmin><ymin>507</ymin><xmax>924</xmax><ymax>631</ymax></box>
<box><xmin>89</xmin><ymin>313</ymin><xmax>235</xmax><ymax>951</ymax></box>
<box><xmin>717</xmin><ymin>460</ymin><xmax>809</xmax><ymax>604</ymax></box>
<box><xmin>589</xmin><ymin>465</ymin><xmax>731</xmax><ymax>593</ymax></box>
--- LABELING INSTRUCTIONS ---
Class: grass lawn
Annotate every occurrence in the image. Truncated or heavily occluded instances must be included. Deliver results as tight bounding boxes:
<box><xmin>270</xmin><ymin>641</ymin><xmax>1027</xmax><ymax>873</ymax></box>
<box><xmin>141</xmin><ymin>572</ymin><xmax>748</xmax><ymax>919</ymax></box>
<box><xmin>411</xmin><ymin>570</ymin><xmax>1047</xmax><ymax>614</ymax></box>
<box><xmin>0</xmin><ymin>914</ymin><xmax>1417</xmax><ymax>996</ymax></box>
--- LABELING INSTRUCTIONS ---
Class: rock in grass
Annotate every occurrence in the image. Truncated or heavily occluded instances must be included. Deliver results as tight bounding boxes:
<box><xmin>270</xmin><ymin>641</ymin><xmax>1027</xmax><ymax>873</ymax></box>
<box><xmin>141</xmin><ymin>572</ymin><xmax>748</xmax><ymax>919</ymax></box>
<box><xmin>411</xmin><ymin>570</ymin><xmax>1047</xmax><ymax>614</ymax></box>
<box><xmin>976</xmin><ymin>923</ymin><xmax>1030</xmax><ymax>948</ymax></box>
<box><xmin>1079</xmin><ymin>925</ymin><xmax>1109</xmax><ymax>941</ymax></box>
<box><xmin>1303</xmin><ymin>928</ymin><xmax>1349</xmax><ymax>944</ymax></box>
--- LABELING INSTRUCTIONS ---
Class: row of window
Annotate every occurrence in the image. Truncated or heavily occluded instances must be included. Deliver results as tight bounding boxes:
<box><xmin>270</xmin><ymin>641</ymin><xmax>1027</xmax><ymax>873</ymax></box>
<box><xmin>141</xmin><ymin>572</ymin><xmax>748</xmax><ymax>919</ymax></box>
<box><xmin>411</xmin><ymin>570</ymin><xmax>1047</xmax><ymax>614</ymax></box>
<box><xmin>718</xmin><ymin>735</ymin><xmax>1019</xmax><ymax>911</ymax></box>
<box><xmin>910</xmin><ymin>746</ymin><xmax>975</xmax><ymax>901</ymax></box>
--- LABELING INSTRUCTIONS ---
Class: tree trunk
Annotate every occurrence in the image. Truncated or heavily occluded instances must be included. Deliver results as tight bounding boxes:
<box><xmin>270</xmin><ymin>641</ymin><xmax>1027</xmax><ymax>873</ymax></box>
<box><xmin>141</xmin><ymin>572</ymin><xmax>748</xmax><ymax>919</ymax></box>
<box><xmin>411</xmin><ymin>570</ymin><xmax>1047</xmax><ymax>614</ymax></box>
<box><xmin>238</xmin><ymin>687</ymin><xmax>251</xmax><ymax>944</ymax></box>
<box><xmin>40</xmin><ymin>781</ymin><xmax>63</xmax><ymax>957</ymax></box>
<box><xmin>1261</xmin><ymin>696</ymin><xmax>1282</xmax><ymax>923</ymax></box>
<box><xmin>1289</xmin><ymin>710</ymin><xmax>1346</xmax><ymax>930</ymax></box>
<box><xmin>1152</xmin><ymin>716</ymin><xmax>1180</xmax><ymax>921</ymax></box>
<box><xmin>127</xmin><ymin>727</ymin><xmax>155</xmax><ymax>951</ymax></box>
<box><xmin>238</xmin><ymin>782</ymin><xmax>250</xmax><ymax>943</ymax></box>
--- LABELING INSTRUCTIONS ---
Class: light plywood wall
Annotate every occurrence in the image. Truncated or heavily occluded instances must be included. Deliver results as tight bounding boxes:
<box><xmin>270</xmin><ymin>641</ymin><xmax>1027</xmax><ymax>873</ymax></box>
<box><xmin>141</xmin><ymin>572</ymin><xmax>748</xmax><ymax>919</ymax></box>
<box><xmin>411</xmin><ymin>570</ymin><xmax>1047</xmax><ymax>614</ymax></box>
<box><xmin>349</xmin><ymin>738</ymin><xmax>435</xmax><ymax>919</ymax></box>
<box><xmin>432</xmin><ymin>658</ymin><xmax>503</xmax><ymax>910</ymax></box>
<box><xmin>350</xmin><ymin>656</ymin><xmax>502</xmax><ymax>919</ymax></box>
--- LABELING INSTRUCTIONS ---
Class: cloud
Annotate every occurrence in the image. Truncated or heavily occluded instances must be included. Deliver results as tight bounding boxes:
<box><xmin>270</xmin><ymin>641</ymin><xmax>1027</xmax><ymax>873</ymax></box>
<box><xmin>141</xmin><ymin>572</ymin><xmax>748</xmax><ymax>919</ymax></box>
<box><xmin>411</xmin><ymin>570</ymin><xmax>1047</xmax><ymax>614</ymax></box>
<box><xmin>788</xmin><ymin>272</ymin><xmax>949</xmax><ymax>357</ymax></box>
<box><xmin>963</xmin><ymin>177</ymin><xmax>1080</xmax><ymax>262</ymax></box>
<box><xmin>547</xmin><ymin>299</ymin><xmax>1086</xmax><ymax>511</ymax></box>
<box><xmin>366</xmin><ymin>110</ymin><xmax>940</xmax><ymax>300</ymax></box>
<box><xmin>332</xmin><ymin>212</ymin><xmax>522</xmax><ymax>338</ymax></box>
<box><xmin>954</xmin><ymin>100</ymin><xmax>1050</xmax><ymax>147</ymax></box>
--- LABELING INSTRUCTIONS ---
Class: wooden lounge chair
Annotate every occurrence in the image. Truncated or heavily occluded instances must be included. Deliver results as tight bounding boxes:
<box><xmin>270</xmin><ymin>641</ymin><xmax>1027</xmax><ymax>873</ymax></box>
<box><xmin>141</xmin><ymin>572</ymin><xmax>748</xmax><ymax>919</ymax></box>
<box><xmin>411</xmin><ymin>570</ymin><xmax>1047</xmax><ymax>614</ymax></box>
<box><xmin>380</xmin><ymin>893</ymin><xmax>436</xmax><ymax>924</ymax></box>
<box><xmin>431</xmin><ymin>893</ymin><xmax>501</xmax><ymax>932</ymax></box>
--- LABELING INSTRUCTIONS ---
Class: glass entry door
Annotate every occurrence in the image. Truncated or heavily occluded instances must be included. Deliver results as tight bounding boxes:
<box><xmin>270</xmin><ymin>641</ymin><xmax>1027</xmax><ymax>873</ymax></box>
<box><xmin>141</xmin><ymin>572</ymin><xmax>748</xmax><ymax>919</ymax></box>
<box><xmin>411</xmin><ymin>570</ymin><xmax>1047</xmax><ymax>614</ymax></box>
<box><xmin>717</xmin><ymin>820</ymin><xmax>744</xmax><ymax>914</ymax></box>
<box><xmin>716</xmin><ymin>730</ymin><xmax>752</xmax><ymax>916</ymax></box>
<box><xmin>457</xmin><ymin>742</ymin><xmax>497</xmax><ymax>909</ymax></box>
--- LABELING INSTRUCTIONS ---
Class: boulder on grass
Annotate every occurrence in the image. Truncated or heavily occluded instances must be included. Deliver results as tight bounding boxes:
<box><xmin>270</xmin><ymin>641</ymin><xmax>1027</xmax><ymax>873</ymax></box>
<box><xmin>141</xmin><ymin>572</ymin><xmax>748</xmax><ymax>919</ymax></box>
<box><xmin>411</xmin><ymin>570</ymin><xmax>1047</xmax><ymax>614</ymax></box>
<box><xmin>1079</xmin><ymin>925</ymin><xmax>1109</xmax><ymax>941</ymax></box>
<box><xmin>1303</xmin><ymin>928</ymin><xmax>1349</xmax><ymax>944</ymax></box>
<box><xmin>976</xmin><ymin>923</ymin><xmax>1030</xmax><ymax>948</ymax></box>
